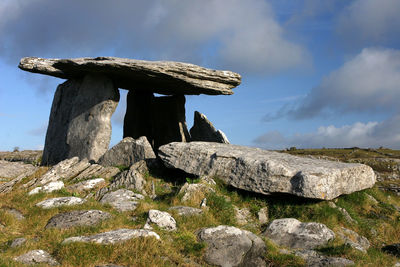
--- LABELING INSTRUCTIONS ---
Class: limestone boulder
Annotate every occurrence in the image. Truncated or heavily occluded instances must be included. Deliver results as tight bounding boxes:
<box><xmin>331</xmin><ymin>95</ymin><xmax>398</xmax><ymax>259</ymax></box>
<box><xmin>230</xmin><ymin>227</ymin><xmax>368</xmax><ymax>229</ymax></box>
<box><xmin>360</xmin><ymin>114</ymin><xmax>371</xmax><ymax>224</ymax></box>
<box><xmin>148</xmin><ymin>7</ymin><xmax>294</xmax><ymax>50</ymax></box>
<box><xmin>158</xmin><ymin>142</ymin><xmax>376</xmax><ymax>200</ymax></box>
<box><xmin>73</xmin><ymin>164</ymin><xmax>120</xmax><ymax>181</ymax></box>
<box><xmin>36</xmin><ymin>197</ymin><xmax>86</xmax><ymax>209</ymax></box>
<box><xmin>19</xmin><ymin>57</ymin><xmax>241</xmax><ymax>95</ymax></box>
<box><xmin>144</xmin><ymin>210</ymin><xmax>177</xmax><ymax>231</ymax></box>
<box><xmin>98</xmin><ymin>136</ymin><xmax>156</xmax><ymax>167</ymax></box>
<box><xmin>264</xmin><ymin>218</ymin><xmax>335</xmax><ymax>250</ymax></box>
<box><xmin>99</xmin><ymin>189</ymin><xmax>144</xmax><ymax>212</ymax></box>
<box><xmin>292</xmin><ymin>249</ymin><xmax>354</xmax><ymax>266</ymax></box>
<box><xmin>62</xmin><ymin>228</ymin><xmax>160</xmax><ymax>244</ymax></box>
<box><xmin>28</xmin><ymin>181</ymin><xmax>64</xmax><ymax>195</ymax></box>
<box><xmin>67</xmin><ymin>178</ymin><xmax>106</xmax><ymax>193</ymax></box>
<box><xmin>14</xmin><ymin>250</ymin><xmax>59</xmax><ymax>266</ymax></box>
<box><xmin>45</xmin><ymin>210</ymin><xmax>111</xmax><ymax>229</ymax></box>
<box><xmin>198</xmin><ymin>225</ymin><xmax>266</xmax><ymax>267</ymax></box>
<box><xmin>189</xmin><ymin>111</ymin><xmax>229</xmax><ymax>143</ymax></box>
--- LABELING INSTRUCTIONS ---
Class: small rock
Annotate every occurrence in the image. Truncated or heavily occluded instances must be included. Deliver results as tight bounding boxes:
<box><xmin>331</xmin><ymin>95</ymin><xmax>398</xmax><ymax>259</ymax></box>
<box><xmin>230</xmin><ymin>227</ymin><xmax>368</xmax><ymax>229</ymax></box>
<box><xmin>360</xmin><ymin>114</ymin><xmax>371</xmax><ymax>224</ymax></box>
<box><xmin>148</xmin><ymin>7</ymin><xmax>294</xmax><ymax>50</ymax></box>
<box><xmin>234</xmin><ymin>207</ymin><xmax>251</xmax><ymax>225</ymax></box>
<box><xmin>294</xmin><ymin>249</ymin><xmax>354</xmax><ymax>267</ymax></box>
<box><xmin>36</xmin><ymin>196</ymin><xmax>86</xmax><ymax>209</ymax></box>
<box><xmin>258</xmin><ymin>207</ymin><xmax>269</xmax><ymax>225</ymax></box>
<box><xmin>338</xmin><ymin>227</ymin><xmax>370</xmax><ymax>253</ymax></box>
<box><xmin>67</xmin><ymin>178</ymin><xmax>106</xmax><ymax>192</ymax></box>
<box><xmin>2</xmin><ymin>207</ymin><xmax>25</xmax><ymax>220</ymax></box>
<box><xmin>264</xmin><ymin>218</ymin><xmax>335</xmax><ymax>250</ymax></box>
<box><xmin>14</xmin><ymin>250</ymin><xmax>59</xmax><ymax>266</ymax></box>
<box><xmin>10</xmin><ymin>237</ymin><xmax>27</xmax><ymax>248</ymax></box>
<box><xmin>45</xmin><ymin>210</ymin><xmax>112</xmax><ymax>229</ymax></box>
<box><xmin>144</xmin><ymin>209</ymin><xmax>177</xmax><ymax>231</ymax></box>
<box><xmin>28</xmin><ymin>181</ymin><xmax>64</xmax><ymax>195</ymax></box>
<box><xmin>99</xmin><ymin>189</ymin><xmax>144</xmax><ymax>212</ymax></box>
<box><xmin>168</xmin><ymin>206</ymin><xmax>203</xmax><ymax>216</ymax></box>
<box><xmin>382</xmin><ymin>243</ymin><xmax>400</xmax><ymax>257</ymax></box>
<box><xmin>62</xmin><ymin>228</ymin><xmax>160</xmax><ymax>244</ymax></box>
<box><xmin>179</xmin><ymin>182</ymin><xmax>214</xmax><ymax>203</ymax></box>
<box><xmin>198</xmin><ymin>225</ymin><xmax>266</xmax><ymax>267</ymax></box>
<box><xmin>337</xmin><ymin>207</ymin><xmax>357</xmax><ymax>224</ymax></box>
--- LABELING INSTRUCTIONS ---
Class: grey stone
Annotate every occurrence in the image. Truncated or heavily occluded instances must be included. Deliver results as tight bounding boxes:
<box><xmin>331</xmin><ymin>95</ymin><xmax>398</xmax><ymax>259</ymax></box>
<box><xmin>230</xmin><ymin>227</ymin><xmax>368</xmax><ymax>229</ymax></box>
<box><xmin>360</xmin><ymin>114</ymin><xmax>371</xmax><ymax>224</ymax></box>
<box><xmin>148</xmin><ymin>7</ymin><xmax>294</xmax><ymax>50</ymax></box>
<box><xmin>144</xmin><ymin>209</ymin><xmax>177</xmax><ymax>231</ymax></box>
<box><xmin>41</xmin><ymin>74</ymin><xmax>119</xmax><ymax>165</ymax></box>
<box><xmin>10</xmin><ymin>237</ymin><xmax>27</xmax><ymax>248</ymax></box>
<box><xmin>0</xmin><ymin>163</ymin><xmax>38</xmax><ymax>194</ymax></box>
<box><xmin>198</xmin><ymin>225</ymin><xmax>266</xmax><ymax>267</ymax></box>
<box><xmin>99</xmin><ymin>189</ymin><xmax>144</xmax><ymax>212</ymax></box>
<box><xmin>45</xmin><ymin>210</ymin><xmax>111</xmax><ymax>229</ymax></box>
<box><xmin>338</xmin><ymin>227</ymin><xmax>370</xmax><ymax>253</ymax></box>
<box><xmin>124</xmin><ymin>92</ymin><xmax>190</xmax><ymax>149</ymax></box>
<box><xmin>30</xmin><ymin>157</ymin><xmax>80</xmax><ymax>186</ymax></box>
<box><xmin>179</xmin><ymin>182</ymin><xmax>215</xmax><ymax>203</ymax></box>
<box><xmin>0</xmin><ymin>150</ymin><xmax>42</xmax><ymax>165</ymax></box>
<box><xmin>2</xmin><ymin>207</ymin><xmax>25</xmax><ymax>220</ymax></box>
<box><xmin>36</xmin><ymin>197</ymin><xmax>86</xmax><ymax>209</ymax></box>
<box><xmin>14</xmin><ymin>250</ymin><xmax>59</xmax><ymax>266</ymax></box>
<box><xmin>19</xmin><ymin>57</ymin><xmax>241</xmax><ymax>95</ymax></box>
<box><xmin>264</xmin><ymin>218</ymin><xmax>335</xmax><ymax>250</ymax></box>
<box><xmin>235</xmin><ymin>207</ymin><xmax>251</xmax><ymax>225</ymax></box>
<box><xmin>158</xmin><ymin>142</ymin><xmax>376</xmax><ymax>200</ymax></box>
<box><xmin>258</xmin><ymin>207</ymin><xmax>269</xmax><ymax>225</ymax></box>
<box><xmin>189</xmin><ymin>111</ymin><xmax>229</xmax><ymax>143</ymax></box>
<box><xmin>28</xmin><ymin>181</ymin><xmax>64</xmax><ymax>195</ymax></box>
<box><xmin>67</xmin><ymin>178</ymin><xmax>106</xmax><ymax>192</ymax></box>
<box><xmin>98</xmin><ymin>136</ymin><xmax>156</xmax><ymax>167</ymax></box>
<box><xmin>168</xmin><ymin>206</ymin><xmax>203</xmax><ymax>216</ymax></box>
<box><xmin>62</xmin><ymin>228</ymin><xmax>160</xmax><ymax>244</ymax></box>
<box><xmin>293</xmin><ymin>249</ymin><xmax>354</xmax><ymax>267</ymax></box>
<box><xmin>0</xmin><ymin>160</ymin><xmax>38</xmax><ymax>179</ymax></box>
<box><xmin>73</xmin><ymin>164</ymin><xmax>120</xmax><ymax>181</ymax></box>
<box><xmin>338</xmin><ymin>207</ymin><xmax>357</xmax><ymax>224</ymax></box>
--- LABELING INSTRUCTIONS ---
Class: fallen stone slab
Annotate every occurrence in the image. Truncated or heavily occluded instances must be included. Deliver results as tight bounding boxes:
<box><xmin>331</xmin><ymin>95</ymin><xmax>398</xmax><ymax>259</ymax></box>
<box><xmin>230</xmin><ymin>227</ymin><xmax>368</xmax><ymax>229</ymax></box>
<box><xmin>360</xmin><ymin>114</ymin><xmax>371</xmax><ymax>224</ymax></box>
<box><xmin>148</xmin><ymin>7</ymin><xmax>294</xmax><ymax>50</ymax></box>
<box><xmin>168</xmin><ymin>206</ymin><xmax>203</xmax><ymax>216</ymax></box>
<box><xmin>0</xmin><ymin>160</ymin><xmax>38</xmax><ymax>179</ymax></box>
<box><xmin>189</xmin><ymin>111</ymin><xmax>229</xmax><ymax>143</ymax></box>
<box><xmin>14</xmin><ymin>250</ymin><xmax>59</xmax><ymax>266</ymax></box>
<box><xmin>158</xmin><ymin>142</ymin><xmax>376</xmax><ymax>200</ymax></box>
<box><xmin>74</xmin><ymin>164</ymin><xmax>120</xmax><ymax>181</ymax></box>
<box><xmin>19</xmin><ymin>57</ymin><xmax>241</xmax><ymax>96</ymax></box>
<box><xmin>45</xmin><ymin>210</ymin><xmax>111</xmax><ymax>229</ymax></box>
<box><xmin>28</xmin><ymin>181</ymin><xmax>64</xmax><ymax>195</ymax></box>
<box><xmin>144</xmin><ymin>210</ymin><xmax>177</xmax><ymax>231</ymax></box>
<box><xmin>198</xmin><ymin>225</ymin><xmax>266</xmax><ymax>267</ymax></box>
<box><xmin>99</xmin><ymin>189</ymin><xmax>144</xmax><ymax>212</ymax></box>
<box><xmin>67</xmin><ymin>178</ymin><xmax>106</xmax><ymax>193</ymax></box>
<box><xmin>263</xmin><ymin>218</ymin><xmax>335</xmax><ymax>250</ymax></box>
<box><xmin>62</xmin><ymin>228</ymin><xmax>160</xmax><ymax>244</ymax></box>
<box><xmin>98</xmin><ymin>136</ymin><xmax>156</xmax><ymax>167</ymax></box>
<box><xmin>36</xmin><ymin>196</ymin><xmax>86</xmax><ymax>209</ymax></box>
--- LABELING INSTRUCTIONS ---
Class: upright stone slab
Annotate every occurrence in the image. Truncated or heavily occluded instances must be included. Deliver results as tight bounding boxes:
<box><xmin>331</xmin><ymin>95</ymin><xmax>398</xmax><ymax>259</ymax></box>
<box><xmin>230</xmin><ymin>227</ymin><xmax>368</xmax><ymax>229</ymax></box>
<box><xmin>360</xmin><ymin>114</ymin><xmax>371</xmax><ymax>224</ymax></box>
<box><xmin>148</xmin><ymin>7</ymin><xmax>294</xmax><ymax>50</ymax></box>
<box><xmin>190</xmin><ymin>111</ymin><xmax>230</xmax><ymax>143</ymax></box>
<box><xmin>124</xmin><ymin>91</ymin><xmax>189</xmax><ymax>149</ymax></box>
<box><xmin>42</xmin><ymin>74</ymin><xmax>119</xmax><ymax>165</ymax></box>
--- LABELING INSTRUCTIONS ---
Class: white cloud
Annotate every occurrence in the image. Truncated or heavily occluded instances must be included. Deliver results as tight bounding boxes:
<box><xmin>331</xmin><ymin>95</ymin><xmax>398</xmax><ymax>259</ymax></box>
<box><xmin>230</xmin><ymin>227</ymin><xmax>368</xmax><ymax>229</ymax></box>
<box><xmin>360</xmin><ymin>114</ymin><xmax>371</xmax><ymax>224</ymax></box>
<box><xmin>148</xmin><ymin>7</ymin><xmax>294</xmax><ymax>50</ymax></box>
<box><xmin>0</xmin><ymin>0</ymin><xmax>308</xmax><ymax>74</ymax></box>
<box><xmin>254</xmin><ymin>115</ymin><xmax>400</xmax><ymax>149</ymax></box>
<box><xmin>337</xmin><ymin>0</ymin><xmax>400</xmax><ymax>46</ymax></box>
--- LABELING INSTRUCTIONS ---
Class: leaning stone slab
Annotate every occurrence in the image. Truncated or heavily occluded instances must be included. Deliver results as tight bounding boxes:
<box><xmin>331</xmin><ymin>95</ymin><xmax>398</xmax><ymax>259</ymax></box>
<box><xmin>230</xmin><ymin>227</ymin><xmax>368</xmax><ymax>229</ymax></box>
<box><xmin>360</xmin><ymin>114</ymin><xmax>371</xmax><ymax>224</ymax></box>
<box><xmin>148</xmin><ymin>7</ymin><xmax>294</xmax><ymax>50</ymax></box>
<box><xmin>99</xmin><ymin>189</ymin><xmax>144</xmax><ymax>212</ymax></box>
<box><xmin>45</xmin><ymin>210</ymin><xmax>111</xmax><ymax>229</ymax></box>
<box><xmin>19</xmin><ymin>57</ymin><xmax>241</xmax><ymax>95</ymax></box>
<box><xmin>67</xmin><ymin>178</ymin><xmax>106</xmax><ymax>193</ymax></box>
<box><xmin>189</xmin><ymin>111</ymin><xmax>229</xmax><ymax>143</ymax></box>
<box><xmin>14</xmin><ymin>250</ymin><xmax>59</xmax><ymax>266</ymax></box>
<box><xmin>264</xmin><ymin>218</ymin><xmax>335</xmax><ymax>250</ymax></box>
<box><xmin>74</xmin><ymin>164</ymin><xmax>120</xmax><ymax>181</ymax></box>
<box><xmin>158</xmin><ymin>142</ymin><xmax>376</xmax><ymax>200</ymax></box>
<box><xmin>31</xmin><ymin>157</ymin><xmax>81</xmax><ymax>186</ymax></box>
<box><xmin>98</xmin><ymin>136</ymin><xmax>156</xmax><ymax>167</ymax></box>
<box><xmin>62</xmin><ymin>228</ymin><xmax>160</xmax><ymax>244</ymax></box>
<box><xmin>0</xmin><ymin>160</ymin><xmax>38</xmax><ymax>179</ymax></box>
<box><xmin>0</xmin><ymin>164</ymin><xmax>39</xmax><ymax>194</ymax></box>
<box><xmin>36</xmin><ymin>196</ymin><xmax>86</xmax><ymax>209</ymax></box>
<box><xmin>198</xmin><ymin>225</ymin><xmax>266</xmax><ymax>267</ymax></box>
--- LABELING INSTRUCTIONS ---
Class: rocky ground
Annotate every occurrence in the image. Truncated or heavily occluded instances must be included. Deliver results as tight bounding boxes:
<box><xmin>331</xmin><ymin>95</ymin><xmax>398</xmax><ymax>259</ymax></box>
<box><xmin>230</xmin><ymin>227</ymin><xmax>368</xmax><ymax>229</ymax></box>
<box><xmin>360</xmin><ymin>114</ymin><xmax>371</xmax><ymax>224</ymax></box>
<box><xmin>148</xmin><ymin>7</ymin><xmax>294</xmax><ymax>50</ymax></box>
<box><xmin>0</xmin><ymin>145</ymin><xmax>400</xmax><ymax>266</ymax></box>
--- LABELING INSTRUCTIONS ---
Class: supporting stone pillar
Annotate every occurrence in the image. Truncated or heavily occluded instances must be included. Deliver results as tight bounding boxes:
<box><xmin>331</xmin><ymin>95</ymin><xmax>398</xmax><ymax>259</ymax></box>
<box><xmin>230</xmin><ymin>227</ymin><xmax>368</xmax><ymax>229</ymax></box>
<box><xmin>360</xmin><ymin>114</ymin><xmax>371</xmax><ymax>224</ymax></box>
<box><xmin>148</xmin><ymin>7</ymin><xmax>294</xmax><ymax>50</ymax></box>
<box><xmin>42</xmin><ymin>74</ymin><xmax>120</xmax><ymax>165</ymax></box>
<box><xmin>123</xmin><ymin>90</ymin><xmax>190</xmax><ymax>150</ymax></box>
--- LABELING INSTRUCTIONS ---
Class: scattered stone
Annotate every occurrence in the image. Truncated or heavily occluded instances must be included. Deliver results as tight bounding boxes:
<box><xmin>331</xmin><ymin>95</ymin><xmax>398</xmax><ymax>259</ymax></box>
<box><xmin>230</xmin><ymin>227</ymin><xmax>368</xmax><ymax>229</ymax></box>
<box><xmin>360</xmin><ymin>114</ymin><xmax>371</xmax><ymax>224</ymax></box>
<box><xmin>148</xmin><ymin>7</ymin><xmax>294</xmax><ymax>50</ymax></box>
<box><xmin>264</xmin><ymin>218</ymin><xmax>335</xmax><ymax>250</ymax></box>
<box><xmin>14</xmin><ymin>250</ymin><xmax>59</xmax><ymax>266</ymax></box>
<box><xmin>168</xmin><ymin>206</ymin><xmax>203</xmax><ymax>216</ymax></box>
<box><xmin>198</xmin><ymin>225</ymin><xmax>266</xmax><ymax>267</ymax></box>
<box><xmin>36</xmin><ymin>197</ymin><xmax>86</xmax><ymax>209</ymax></box>
<box><xmin>74</xmin><ymin>164</ymin><xmax>120</xmax><ymax>181</ymax></box>
<box><xmin>382</xmin><ymin>243</ymin><xmax>400</xmax><ymax>257</ymax></box>
<box><xmin>293</xmin><ymin>249</ymin><xmax>354</xmax><ymax>267</ymax></box>
<box><xmin>338</xmin><ymin>227</ymin><xmax>370</xmax><ymax>253</ymax></box>
<box><xmin>258</xmin><ymin>207</ymin><xmax>269</xmax><ymax>225</ymax></box>
<box><xmin>28</xmin><ymin>181</ymin><xmax>64</xmax><ymax>195</ymax></box>
<box><xmin>10</xmin><ymin>237</ymin><xmax>27</xmax><ymax>248</ymax></box>
<box><xmin>45</xmin><ymin>210</ymin><xmax>112</xmax><ymax>229</ymax></box>
<box><xmin>159</xmin><ymin>142</ymin><xmax>376</xmax><ymax>200</ymax></box>
<box><xmin>338</xmin><ymin>207</ymin><xmax>357</xmax><ymax>224</ymax></box>
<box><xmin>2</xmin><ymin>207</ymin><xmax>25</xmax><ymax>220</ymax></box>
<box><xmin>189</xmin><ymin>111</ymin><xmax>230</xmax><ymax>143</ymax></box>
<box><xmin>0</xmin><ymin>165</ymin><xmax>39</xmax><ymax>194</ymax></box>
<box><xmin>179</xmin><ymin>182</ymin><xmax>214</xmax><ymax>203</ymax></box>
<box><xmin>144</xmin><ymin>209</ymin><xmax>177</xmax><ymax>231</ymax></box>
<box><xmin>67</xmin><ymin>178</ymin><xmax>106</xmax><ymax>193</ymax></box>
<box><xmin>19</xmin><ymin>57</ymin><xmax>241</xmax><ymax>96</ymax></box>
<box><xmin>98</xmin><ymin>136</ymin><xmax>156</xmax><ymax>167</ymax></box>
<box><xmin>0</xmin><ymin>150</ymin><xmax>42</xmax><ymax>165</ymax></box>
<box><xmin>31</xmin><ymin>157</ymin><xmax>81</xmax><ymax>186</ymax></box>
<box><xmin>62</xmin><ymin>228</ymin><xmax>160</xmax><ymax>244</ymax></box>
<box><xmin>235</xmin><ymin>207</ymin><xmax>251</xmax><ymax>225</ymax></box>
<box><xmin>99</xmin><ymin>189</ymin><xmax>144</xmax><ymax>212</ymax></box>
<box><xmin>0</xmin><ymin>160</ymin><xmax>38</xmax><ymax>179</ymax></box>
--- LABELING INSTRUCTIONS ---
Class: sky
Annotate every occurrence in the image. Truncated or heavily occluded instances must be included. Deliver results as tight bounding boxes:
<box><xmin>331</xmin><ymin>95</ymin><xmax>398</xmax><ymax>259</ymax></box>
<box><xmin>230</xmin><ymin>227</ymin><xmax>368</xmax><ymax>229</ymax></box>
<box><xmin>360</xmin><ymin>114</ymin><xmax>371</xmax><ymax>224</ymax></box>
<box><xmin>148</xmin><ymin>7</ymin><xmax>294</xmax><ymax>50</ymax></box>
<box><xmin>0</xmin><ymin>0</ymin><xmax>400</xmax><ymax>151</ymax></box>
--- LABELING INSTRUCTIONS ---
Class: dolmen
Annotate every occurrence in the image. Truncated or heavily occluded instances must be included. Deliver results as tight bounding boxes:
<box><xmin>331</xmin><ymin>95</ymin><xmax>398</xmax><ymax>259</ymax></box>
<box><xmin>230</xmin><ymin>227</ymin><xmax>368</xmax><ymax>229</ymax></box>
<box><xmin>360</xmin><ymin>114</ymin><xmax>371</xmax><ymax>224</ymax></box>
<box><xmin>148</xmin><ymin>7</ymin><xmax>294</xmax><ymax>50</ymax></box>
<box><xmin>19</xmin><ymin>57</ymin><xmax>241</xmax><ymax>165</ymax></box>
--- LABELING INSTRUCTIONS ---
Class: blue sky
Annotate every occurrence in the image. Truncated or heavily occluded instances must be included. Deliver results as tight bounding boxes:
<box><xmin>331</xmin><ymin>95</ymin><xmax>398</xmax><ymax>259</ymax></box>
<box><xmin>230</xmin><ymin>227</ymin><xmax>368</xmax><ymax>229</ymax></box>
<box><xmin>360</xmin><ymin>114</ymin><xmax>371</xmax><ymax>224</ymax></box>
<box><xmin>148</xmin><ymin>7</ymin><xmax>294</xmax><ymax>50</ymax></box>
<box><xmin>1</xmin><ymin>0</ymin><xmax>400</xmax><ymax>151</ymax></box>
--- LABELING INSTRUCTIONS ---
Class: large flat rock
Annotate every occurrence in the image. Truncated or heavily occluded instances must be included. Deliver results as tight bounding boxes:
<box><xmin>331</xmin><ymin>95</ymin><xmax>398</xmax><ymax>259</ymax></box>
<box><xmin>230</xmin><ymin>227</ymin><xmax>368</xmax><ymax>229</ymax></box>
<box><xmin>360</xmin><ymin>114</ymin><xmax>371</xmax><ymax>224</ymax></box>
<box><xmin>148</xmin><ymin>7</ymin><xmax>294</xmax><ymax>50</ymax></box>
<box><xmin>19</xmin><ymin>57</ymin><xmax>241</xmax><ymax>95</ymax></box>
<box><xmin>158</xmin><ymin>142</ymin><xmax>376</xmax><ymax>200</ymax></box>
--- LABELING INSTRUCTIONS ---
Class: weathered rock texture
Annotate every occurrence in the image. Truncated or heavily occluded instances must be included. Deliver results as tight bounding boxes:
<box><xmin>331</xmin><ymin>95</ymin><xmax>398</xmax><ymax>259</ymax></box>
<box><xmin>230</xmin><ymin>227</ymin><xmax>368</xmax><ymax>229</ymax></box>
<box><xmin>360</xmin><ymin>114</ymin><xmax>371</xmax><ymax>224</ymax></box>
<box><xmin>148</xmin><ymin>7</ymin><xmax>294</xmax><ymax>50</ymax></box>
<box><xmin>198</xmin><ymin>225</ymin><xmax>266</xmax><ymax>267</ymax></box>
<box><xmin>99</xmin><ymin>189</ymin><xmax>144</xmax><ymax>212</ymax></box>
<box><xmin>190</xmin><ymin>111</ymin><xmax>229</xmax><ymax>143</ymax></box>
<box><xmin>19</xmin><ymin>57</ymin><xmax>241</xmax><ymax>95</ymax></box>
<box><xmin>14</xmin><ymin>250</ymin><xmax>59</xmax><ymax>266</ymax></box>
<box><xmin>0</xmin><ymin>150</ymin><xmax>42</xmax><ymax>164</ymax></box>
<box><xmin>264</xmin><ymin>218</ymin><xmax>335</xmax><ymax>250</ymax></box>
<box><xmin>158</xmin><ymin>142</ymin><xmax>376</xmax><ymax>200</ymax></box>
<box><xmin>42</xmin><ymin>74</ymin><xmax>119</xmax><ymax>165</ymax></box>
<box><xmin>62</xmin><ymin>228</ymin><xmax>160</xmax><ymax>244</ymax></box>
<box><xmin>168</xmin><ymin>206</ymin><xmax>203</xmax><ymax>216</ymax></box>
<box><xmin>144</xmin><ymin>209</ymin><xmax>177</xmax><ymax>231</ymax></box>
<box><xmin>338</xmin><ymin>227</ymin><xmax>370</xmax><ymax>253</ymax></box>
<box><xmin>98</xmin><ymin>136</ymin><xmax>156</xmax><ymax>167</ymax></box>
<box><xmin>67</xmin><ymin>178</ymin><xmax>105</xmax><ymax>193</ymax></box>
<box><xmin>0</xmin><ymin>160</ymin><xmax>38</xmax><ymax>179</ymax></box>
<box><xmin>36</xmin><ymin>197</ymin><xmax>86</xmax><ymax>209</ymax></box>
<box><xmin>124</xmin><ymin>92</ymin><xmax>190</xmax><ymax>149</ymax></box>
<box><xmin>45</xmin><ymin>210</ymin><xmax>111</xmax><ymax>229</ymax></box>
<box><xmin>28</xmin><ymin>181</ymin><xmax>64</xmax><ymax>195</ymax></box>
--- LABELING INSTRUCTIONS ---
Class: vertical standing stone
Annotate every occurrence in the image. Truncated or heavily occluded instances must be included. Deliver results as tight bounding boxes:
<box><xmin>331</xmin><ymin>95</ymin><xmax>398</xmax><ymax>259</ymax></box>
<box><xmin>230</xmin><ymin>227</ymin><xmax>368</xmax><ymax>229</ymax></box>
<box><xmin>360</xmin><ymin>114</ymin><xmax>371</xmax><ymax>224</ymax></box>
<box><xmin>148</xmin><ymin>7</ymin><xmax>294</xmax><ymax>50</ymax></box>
<box><xmin>42</xmin><ymin>74</ymin><xmax>119</xmax><ymax>165</ymax></box>
<box><xmin>123</xmin><ymin>91</ymin><xmax>189</xmax><ymax>150</ymax></box>
<box><xmin>190</xmin><ymin>111</ymin><xmax>230</xmax><ymax>143</ymax></box>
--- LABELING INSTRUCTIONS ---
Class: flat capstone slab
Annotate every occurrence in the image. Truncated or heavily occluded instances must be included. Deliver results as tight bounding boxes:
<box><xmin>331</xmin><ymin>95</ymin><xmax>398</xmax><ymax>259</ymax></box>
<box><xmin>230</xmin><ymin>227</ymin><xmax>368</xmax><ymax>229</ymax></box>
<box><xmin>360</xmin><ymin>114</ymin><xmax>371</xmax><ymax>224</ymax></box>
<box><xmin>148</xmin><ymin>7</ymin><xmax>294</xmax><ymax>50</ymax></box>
<box><xmin>19</xmin><ymin>57</ymin><xmax>241</xmax><ymax>95</ymax></box>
